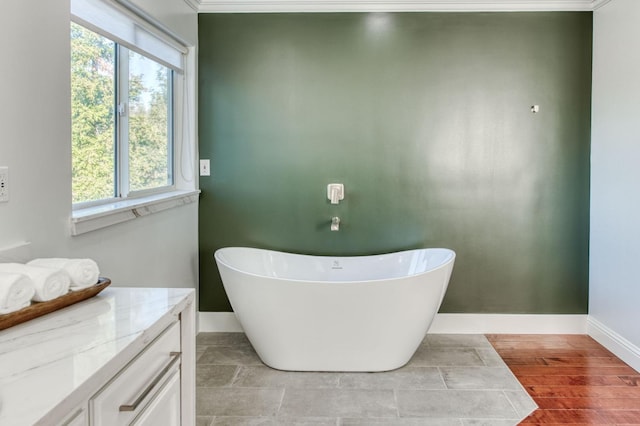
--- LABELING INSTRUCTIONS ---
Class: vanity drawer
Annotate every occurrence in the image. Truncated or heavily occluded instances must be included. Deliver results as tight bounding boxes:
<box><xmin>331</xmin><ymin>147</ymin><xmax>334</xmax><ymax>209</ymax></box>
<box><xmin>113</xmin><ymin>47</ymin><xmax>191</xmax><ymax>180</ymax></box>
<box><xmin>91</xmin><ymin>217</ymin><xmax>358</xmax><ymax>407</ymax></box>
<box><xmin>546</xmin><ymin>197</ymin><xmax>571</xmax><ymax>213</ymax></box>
<box><xmin>131</xmin><ymin>369</ymin><xmax>181</xmax><ymax>426</ymax></box>
<box><xmin>90</xmin><ymin>321</ymin><xmax>181</xmax><ymax>426</ymax></box>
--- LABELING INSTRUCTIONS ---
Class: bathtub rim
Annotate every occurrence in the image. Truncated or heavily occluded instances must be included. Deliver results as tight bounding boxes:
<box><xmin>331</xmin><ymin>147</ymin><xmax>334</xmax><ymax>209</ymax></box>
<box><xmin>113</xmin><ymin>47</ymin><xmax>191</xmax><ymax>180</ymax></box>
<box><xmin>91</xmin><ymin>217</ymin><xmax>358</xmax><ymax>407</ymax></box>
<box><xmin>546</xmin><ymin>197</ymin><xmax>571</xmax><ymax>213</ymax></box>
<box><xmin>214</xmin><ymin>246</ymin><xmax>456</xmax><ymax>285</ymax></box>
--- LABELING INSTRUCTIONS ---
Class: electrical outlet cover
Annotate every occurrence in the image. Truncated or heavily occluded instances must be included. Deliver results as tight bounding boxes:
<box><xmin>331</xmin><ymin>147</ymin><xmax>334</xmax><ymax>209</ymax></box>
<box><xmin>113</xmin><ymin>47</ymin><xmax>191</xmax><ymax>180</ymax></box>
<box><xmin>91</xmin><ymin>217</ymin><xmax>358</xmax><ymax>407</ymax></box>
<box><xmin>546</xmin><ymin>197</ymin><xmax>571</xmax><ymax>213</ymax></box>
<box><xmin>0</xmin><ymin>166</ymin><xmax>8</xmax><ymax>202</ymax></box>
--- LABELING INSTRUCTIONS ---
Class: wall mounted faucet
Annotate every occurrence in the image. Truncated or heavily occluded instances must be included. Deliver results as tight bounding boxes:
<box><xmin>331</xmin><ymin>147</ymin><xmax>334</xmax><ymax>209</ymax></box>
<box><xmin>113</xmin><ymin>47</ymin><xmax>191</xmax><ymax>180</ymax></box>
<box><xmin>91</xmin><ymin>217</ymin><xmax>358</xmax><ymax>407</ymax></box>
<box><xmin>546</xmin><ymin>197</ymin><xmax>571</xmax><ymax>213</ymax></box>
<box><xmin>327</xmin><ymin>183</ymin><xmax>344</xmax><ymax>205</ymax></box>
<box><xmin>331</xmin><ymin>216</ymin><xmax>340</xmax><ymax>231</ymax></box>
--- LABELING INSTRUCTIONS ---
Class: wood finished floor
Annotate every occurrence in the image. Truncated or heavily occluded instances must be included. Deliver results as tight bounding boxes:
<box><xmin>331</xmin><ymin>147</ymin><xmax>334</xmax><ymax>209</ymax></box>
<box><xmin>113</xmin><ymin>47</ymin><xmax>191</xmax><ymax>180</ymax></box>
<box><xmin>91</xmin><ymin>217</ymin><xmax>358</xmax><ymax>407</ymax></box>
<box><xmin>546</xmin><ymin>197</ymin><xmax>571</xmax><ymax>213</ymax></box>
<box><xmin>488</xmin><ymin>334</ymin><xmax>640</xmax><ymax>425</ymax></box>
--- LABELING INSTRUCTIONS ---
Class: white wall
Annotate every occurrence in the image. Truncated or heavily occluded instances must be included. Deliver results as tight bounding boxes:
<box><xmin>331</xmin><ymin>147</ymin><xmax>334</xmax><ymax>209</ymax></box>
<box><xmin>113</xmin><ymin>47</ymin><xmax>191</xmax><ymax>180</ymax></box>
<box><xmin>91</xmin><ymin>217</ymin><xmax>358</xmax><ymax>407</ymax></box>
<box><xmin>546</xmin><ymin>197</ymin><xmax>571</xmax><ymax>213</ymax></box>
<box><xmin>0</xmin><ymin>0</ymin><xmax>199</xmax><ymax>288</ymax></box>
<box><xmin>590</xmin><ymin>0</ymin><xmax>640</xmax><ymax>368</ymax></box>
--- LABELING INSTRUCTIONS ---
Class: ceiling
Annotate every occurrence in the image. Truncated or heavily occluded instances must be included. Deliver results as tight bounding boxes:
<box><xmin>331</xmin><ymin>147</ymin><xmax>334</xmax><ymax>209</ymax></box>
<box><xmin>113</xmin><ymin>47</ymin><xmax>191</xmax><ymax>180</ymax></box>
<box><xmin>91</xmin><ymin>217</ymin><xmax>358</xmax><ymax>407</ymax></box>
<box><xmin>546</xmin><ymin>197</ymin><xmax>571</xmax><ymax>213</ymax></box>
<box><xmin>184</xmin><ymin>0</ymin><xmax>612</xmax><ymax>13</ymax></box>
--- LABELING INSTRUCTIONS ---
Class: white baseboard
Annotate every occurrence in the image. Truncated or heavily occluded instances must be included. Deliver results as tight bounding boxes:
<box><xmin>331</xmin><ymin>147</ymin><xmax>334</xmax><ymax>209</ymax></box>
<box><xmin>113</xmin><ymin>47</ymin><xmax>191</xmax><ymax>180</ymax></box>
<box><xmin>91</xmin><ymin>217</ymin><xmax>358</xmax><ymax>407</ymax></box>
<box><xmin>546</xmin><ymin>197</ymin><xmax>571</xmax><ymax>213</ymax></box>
<box><xmin>428</xmin><ymin>313</ymin><xmax>588</xmax><ymax>334</ymax></box>
<box><xmin>197</xmin><ymin>312</ymin><xmax>588</xmax><ymax>334</ymax></box>
<box><xmin>198</xmin><ymin>312</ymin><xmax>243</xmax><ymax>332</ymax></box>
<box><xmin>587</xmin><ymin>317</ymin><xmax>640</xmax><ymax>373</ymax></box>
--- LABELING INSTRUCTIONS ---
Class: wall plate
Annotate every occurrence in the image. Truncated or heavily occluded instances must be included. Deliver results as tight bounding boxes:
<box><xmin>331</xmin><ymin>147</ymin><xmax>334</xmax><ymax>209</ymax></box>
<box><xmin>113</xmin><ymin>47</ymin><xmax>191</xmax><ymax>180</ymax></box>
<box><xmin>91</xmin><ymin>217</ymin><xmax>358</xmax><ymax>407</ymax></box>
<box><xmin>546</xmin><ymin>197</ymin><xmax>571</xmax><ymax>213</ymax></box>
<box><xmin>0</xmin><ymin>167</ymin><xmax>8</xmax><ymax>202</ymax></box>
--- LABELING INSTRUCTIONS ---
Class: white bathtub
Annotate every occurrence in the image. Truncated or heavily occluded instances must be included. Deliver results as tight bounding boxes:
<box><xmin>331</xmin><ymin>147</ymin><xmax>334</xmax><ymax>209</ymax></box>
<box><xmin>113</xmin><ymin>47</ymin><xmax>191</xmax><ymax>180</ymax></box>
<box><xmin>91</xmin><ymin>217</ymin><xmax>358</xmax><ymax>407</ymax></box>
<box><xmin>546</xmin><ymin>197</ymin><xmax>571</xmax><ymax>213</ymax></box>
<box><xmin>214</xmin><ymin>247</ymin><xmax>456</xmax><ymax>372</ymax></box>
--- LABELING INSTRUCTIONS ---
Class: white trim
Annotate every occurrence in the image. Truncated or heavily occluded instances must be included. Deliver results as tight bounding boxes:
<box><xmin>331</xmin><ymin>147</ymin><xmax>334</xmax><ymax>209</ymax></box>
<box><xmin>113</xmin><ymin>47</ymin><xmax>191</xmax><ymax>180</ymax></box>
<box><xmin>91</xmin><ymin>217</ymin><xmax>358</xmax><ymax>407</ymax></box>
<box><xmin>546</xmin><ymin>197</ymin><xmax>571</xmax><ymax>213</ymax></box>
<box><xmin>197</xmin><ymin>312</ymin><xmax>588</xmax><ymax>333</ymax></box>
<box><xmin>194</xmin><ymin>0</ymin><xmax>600</xmax><ymax>13</ymax></box>
<box><xmin>198</xmin><ymin>312</ymin><xmax>244</xmax><ymax>332</ymax></box>
<box><xmin>71</xmin><ymin>190</ymin><xmax>199</xmax><ymax>235</ymax></box>
<box><xmin>587</xmin><ymin>317</ymin><xmax>640</xmax><ymax>373</ymax></box>
<box><xmin>179</xmin><ymin>294</ymin><xmax>197</xmax><ymax>426</ymax></box>
<box><xmin>428</xmin><ymin>314</ymin><xmax>588</xmax><ymax>334</ymax></box>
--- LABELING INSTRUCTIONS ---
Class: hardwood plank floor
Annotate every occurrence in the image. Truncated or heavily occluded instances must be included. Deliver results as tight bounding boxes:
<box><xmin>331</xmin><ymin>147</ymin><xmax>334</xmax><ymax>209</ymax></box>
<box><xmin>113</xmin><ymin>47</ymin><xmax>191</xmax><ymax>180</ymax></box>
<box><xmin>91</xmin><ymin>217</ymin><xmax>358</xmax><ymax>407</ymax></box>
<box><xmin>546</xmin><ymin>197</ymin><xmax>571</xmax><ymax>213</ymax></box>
<box><xmin>488</xmin><ymin>334</ymin><xmax>640</xmax><ymax>425</ymax></box>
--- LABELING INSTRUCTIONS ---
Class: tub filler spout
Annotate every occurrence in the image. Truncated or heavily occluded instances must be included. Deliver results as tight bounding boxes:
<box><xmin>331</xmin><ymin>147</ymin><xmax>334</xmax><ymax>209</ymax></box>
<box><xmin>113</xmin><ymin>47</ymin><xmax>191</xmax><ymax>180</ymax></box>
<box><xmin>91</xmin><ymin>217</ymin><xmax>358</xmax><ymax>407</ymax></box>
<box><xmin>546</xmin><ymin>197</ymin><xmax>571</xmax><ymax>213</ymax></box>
<box><xmin>331</xmin><ymin>216</ymin><xmax>340</xmax><ymax>231</ymax></box>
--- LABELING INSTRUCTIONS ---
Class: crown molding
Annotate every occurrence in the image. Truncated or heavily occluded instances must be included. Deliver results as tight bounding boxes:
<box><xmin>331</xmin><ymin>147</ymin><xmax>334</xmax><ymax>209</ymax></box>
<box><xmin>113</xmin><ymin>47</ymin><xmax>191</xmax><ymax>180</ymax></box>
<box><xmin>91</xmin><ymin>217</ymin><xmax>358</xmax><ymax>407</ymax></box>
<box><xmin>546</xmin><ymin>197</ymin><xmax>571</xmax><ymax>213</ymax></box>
<box><xmin>193</xmin><ymin>0</ymin><xmax>604</xmax><ymax>13</ymax></box>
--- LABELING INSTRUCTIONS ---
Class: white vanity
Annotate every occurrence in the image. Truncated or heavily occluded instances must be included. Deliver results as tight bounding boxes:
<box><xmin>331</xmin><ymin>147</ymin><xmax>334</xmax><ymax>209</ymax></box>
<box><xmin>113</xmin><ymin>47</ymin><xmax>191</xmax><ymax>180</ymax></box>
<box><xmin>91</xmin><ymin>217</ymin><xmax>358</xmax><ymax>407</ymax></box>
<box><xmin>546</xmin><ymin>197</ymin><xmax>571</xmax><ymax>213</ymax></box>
<box><xmin>0</xmin><ymin>287</ymin><xmax>196</xmax><ymax>425</ymax></box>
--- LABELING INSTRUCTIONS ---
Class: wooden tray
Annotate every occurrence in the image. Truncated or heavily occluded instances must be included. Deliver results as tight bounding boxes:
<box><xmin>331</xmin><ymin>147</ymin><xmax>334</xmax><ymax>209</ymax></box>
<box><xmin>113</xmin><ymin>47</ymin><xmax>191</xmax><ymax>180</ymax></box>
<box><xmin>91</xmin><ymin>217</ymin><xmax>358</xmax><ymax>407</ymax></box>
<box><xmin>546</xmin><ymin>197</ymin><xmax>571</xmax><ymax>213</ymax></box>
<box><xmin>0</xmin><ymin>277</ymin><xmax>111</xmax><ymax>331</ymax></box>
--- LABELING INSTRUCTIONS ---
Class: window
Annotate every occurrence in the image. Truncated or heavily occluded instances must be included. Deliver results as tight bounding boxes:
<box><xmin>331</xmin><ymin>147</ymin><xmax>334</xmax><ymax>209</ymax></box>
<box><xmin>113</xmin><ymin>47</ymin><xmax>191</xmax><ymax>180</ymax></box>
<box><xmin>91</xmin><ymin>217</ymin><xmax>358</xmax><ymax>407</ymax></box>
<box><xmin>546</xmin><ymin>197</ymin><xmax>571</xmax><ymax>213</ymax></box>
<box><xmin>71</xmin><ymin>22</ymin><xmax>173</xmax><ymax>205</ymax></box>
<box><xmin>69</xmin><ymin>0</ymin><xmax>196</xmax><ymax>235</ymax></box>
<box><xmin>70</xmin><ymin>23</ymin><xmax>116</xmax><ymax>203</ymax></box>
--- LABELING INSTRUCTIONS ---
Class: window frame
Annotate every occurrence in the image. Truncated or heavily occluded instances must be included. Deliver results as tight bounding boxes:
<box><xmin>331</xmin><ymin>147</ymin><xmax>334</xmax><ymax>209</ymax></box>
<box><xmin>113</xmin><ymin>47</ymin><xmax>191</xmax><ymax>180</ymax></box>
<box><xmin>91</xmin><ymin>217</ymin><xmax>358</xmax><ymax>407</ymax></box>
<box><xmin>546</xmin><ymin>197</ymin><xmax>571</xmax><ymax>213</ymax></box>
<box><xmin>69</xmin><ymin>0</ymin><xmax>198</xmax><ymax>236</ymax></box>
<box><xmin>71</xmin><ymin>25</ymin><xmax>176</xmax><ymax>210</ymax></box>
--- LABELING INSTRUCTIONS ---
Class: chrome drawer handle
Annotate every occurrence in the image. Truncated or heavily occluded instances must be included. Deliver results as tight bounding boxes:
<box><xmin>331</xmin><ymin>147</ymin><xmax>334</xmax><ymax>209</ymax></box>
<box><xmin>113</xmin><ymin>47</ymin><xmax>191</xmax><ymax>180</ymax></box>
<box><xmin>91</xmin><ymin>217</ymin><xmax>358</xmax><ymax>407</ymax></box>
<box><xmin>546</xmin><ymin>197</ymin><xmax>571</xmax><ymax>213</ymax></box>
<box><xmin>119</xmin><ymin>351</ymin><xmax>181</xmax><ymax>412</ymax></box>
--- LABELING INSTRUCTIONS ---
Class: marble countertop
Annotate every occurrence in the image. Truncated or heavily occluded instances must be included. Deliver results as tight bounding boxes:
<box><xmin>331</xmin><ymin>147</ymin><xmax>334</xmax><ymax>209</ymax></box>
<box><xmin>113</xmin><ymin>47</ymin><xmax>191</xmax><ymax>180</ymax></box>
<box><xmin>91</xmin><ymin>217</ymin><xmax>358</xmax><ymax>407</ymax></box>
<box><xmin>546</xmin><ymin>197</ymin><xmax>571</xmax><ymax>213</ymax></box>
<box><xmin>0</xmin><ymin>286</ymin><xmax>195</xmax><ymax>426</ymax></box>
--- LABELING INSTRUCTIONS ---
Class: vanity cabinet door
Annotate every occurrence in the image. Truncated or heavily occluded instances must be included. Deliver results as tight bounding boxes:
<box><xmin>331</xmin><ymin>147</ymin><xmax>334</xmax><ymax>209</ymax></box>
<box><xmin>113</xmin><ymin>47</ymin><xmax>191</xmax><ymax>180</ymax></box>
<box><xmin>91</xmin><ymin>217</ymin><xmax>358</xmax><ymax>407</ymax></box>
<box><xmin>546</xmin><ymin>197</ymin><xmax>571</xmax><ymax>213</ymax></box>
<box><xmin>131</xmin><ymin>370</ymin><xmax>181</xmax><ymax>426</ymax></box>
<box><xmin>90</xmin><ymin>321</ymin><xmax>181</xmax><ymax>426</ymax></box>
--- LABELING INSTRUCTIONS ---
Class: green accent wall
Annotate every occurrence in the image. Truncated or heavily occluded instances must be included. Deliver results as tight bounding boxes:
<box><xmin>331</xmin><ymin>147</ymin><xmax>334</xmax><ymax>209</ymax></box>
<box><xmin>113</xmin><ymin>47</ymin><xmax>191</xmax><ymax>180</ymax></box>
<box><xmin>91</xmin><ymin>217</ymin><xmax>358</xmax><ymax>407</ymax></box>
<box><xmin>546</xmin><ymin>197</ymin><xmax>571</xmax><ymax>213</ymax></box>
<box><xmin>198</xmin><ymin>12</ymin><xmax>592</xmax><ymax>313</ymax></box>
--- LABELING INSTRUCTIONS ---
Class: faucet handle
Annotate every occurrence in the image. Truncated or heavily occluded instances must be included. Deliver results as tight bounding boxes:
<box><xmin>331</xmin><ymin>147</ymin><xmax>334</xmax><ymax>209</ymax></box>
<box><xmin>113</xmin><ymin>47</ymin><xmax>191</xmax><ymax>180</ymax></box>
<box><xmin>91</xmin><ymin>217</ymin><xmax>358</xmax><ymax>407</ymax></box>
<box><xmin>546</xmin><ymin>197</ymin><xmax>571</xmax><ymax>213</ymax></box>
<box><xmin>327</xmin><ymin>183</ymin><xmax>344</xmax><ymax>204</ymax></box>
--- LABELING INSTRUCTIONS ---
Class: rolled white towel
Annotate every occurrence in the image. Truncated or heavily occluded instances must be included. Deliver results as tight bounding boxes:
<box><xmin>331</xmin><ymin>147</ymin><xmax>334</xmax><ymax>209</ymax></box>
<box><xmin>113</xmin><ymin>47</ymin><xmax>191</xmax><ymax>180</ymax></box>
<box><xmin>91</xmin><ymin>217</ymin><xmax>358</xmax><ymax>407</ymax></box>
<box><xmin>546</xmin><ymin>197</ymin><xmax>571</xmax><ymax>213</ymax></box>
<box><xmin>28</xmin><ymin>258</ymin><xmax>100</xmax><ymax>290</ymax></box>
<box><xmin>0</xmin><ymin>263</ymin><xmax>70</xmax><ymax>302</ymax></box>
<box><xmin>0</xmin><ymin>272</ymin><xmax>35</xmax><ymax>314</ymax></box>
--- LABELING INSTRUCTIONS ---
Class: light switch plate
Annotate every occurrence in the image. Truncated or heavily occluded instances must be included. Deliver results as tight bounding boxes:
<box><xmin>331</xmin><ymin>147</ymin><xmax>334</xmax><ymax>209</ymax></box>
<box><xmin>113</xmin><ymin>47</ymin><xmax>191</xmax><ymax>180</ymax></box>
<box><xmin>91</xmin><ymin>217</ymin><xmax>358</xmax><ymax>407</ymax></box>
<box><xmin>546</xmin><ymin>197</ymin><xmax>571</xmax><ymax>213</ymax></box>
<box><xmin>200</xmin><ymin>159</ymin><xmax>211</xmax><ymax>176</ymax></box>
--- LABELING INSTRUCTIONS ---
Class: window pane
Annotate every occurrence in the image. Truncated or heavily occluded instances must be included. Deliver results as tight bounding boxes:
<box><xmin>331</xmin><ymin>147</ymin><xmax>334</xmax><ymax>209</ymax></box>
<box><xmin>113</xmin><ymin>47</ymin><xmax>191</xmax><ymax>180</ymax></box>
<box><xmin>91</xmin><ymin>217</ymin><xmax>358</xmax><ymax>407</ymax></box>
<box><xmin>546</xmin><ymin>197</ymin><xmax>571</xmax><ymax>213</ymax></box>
<box><xmin>70</xmin><ymin>22</ymin><xmax>116</xmax><ymax>203</ymax></box>
<box><xmin>128</xmin><ymin>50</ymin><xmax>172</xmax><ymax>192</ymax></box>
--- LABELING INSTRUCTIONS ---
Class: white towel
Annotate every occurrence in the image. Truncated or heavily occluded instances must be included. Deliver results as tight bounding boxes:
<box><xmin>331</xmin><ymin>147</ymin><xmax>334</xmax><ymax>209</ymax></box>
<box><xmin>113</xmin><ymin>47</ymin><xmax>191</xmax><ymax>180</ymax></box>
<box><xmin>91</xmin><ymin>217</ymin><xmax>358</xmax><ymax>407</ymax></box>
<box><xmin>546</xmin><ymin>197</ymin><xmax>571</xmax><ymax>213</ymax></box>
<box><xmin>0</xmin><ymin>263</ymin><xmax>70</xmax><ymax>302</ymax></box>
<box><xmin>0</xmin><ymin>271</ymin><xmax>35</xmax><ymax>314</ymax></box>
<box><xmin>28</xmin><ymin>258</ymin><xmax>100</xmax><ymax>290</ymax></box>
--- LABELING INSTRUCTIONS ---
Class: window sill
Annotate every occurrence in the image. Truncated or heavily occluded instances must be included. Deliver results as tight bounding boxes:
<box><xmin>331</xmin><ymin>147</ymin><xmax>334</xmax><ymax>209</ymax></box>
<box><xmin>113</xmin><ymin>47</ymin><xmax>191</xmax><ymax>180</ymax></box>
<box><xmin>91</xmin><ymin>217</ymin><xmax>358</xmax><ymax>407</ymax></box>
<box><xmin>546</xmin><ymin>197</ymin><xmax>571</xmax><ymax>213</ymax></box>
<box><xmin>71</xmin><ymin>189</ymin><xmax>200</xmax><ymax>236</ymax></box>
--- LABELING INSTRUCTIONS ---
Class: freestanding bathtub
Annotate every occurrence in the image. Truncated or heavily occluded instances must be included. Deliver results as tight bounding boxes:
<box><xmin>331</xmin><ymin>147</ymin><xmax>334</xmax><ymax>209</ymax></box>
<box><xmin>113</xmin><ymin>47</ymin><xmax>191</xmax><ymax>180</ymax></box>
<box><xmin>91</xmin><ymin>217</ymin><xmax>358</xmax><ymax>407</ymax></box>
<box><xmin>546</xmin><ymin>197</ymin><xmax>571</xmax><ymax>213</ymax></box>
<box><xmin>214</xmin><ymin>247</ymin><xmax>455</xmax><ymax>372</ymax></box>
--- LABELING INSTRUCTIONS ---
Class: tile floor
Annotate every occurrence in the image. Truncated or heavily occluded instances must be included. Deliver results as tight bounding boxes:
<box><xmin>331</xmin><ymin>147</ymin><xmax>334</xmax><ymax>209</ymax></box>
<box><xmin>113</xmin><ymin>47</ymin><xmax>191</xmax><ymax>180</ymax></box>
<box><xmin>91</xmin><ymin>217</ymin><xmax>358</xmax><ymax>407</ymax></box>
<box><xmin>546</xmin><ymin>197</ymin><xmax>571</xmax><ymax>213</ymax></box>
<box><xmin>196</xmin><ymin>333</ymin><xmax>537</xmax><ymax>425</ymax></box>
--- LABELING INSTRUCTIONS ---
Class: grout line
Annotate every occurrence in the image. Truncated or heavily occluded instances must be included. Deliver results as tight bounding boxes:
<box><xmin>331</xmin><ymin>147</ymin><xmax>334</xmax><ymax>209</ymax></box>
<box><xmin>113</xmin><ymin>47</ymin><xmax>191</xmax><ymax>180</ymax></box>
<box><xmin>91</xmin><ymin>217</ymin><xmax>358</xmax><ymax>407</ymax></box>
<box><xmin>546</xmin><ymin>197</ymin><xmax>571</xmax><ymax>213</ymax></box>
<box><xmin>276</xmin><ymin>387</ymin><xmax>286</xmax><ymax>416</ymax></box>
<box><xmin>475</xmin><ymin>348</ymin><xmax>488</xmax><ymax>367</ymax></box>
<box><xmin>229</xmin><ymin>364</ymin><xmax>242</xmax><ymax>387</ymax></box>
<box><xmin>501</xmin><ymin>389</ymin><xmax>522</xmax><ymax>419</ymax></box>
<box><xmin>437</xmin><ymin>366</ymin><xmax>449</xmax><ymax>389</ymax></box>
<box><xmin>393</xmin><ymin>388</ymin><xmax>401</xmax><ymax>418</ymax></box>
